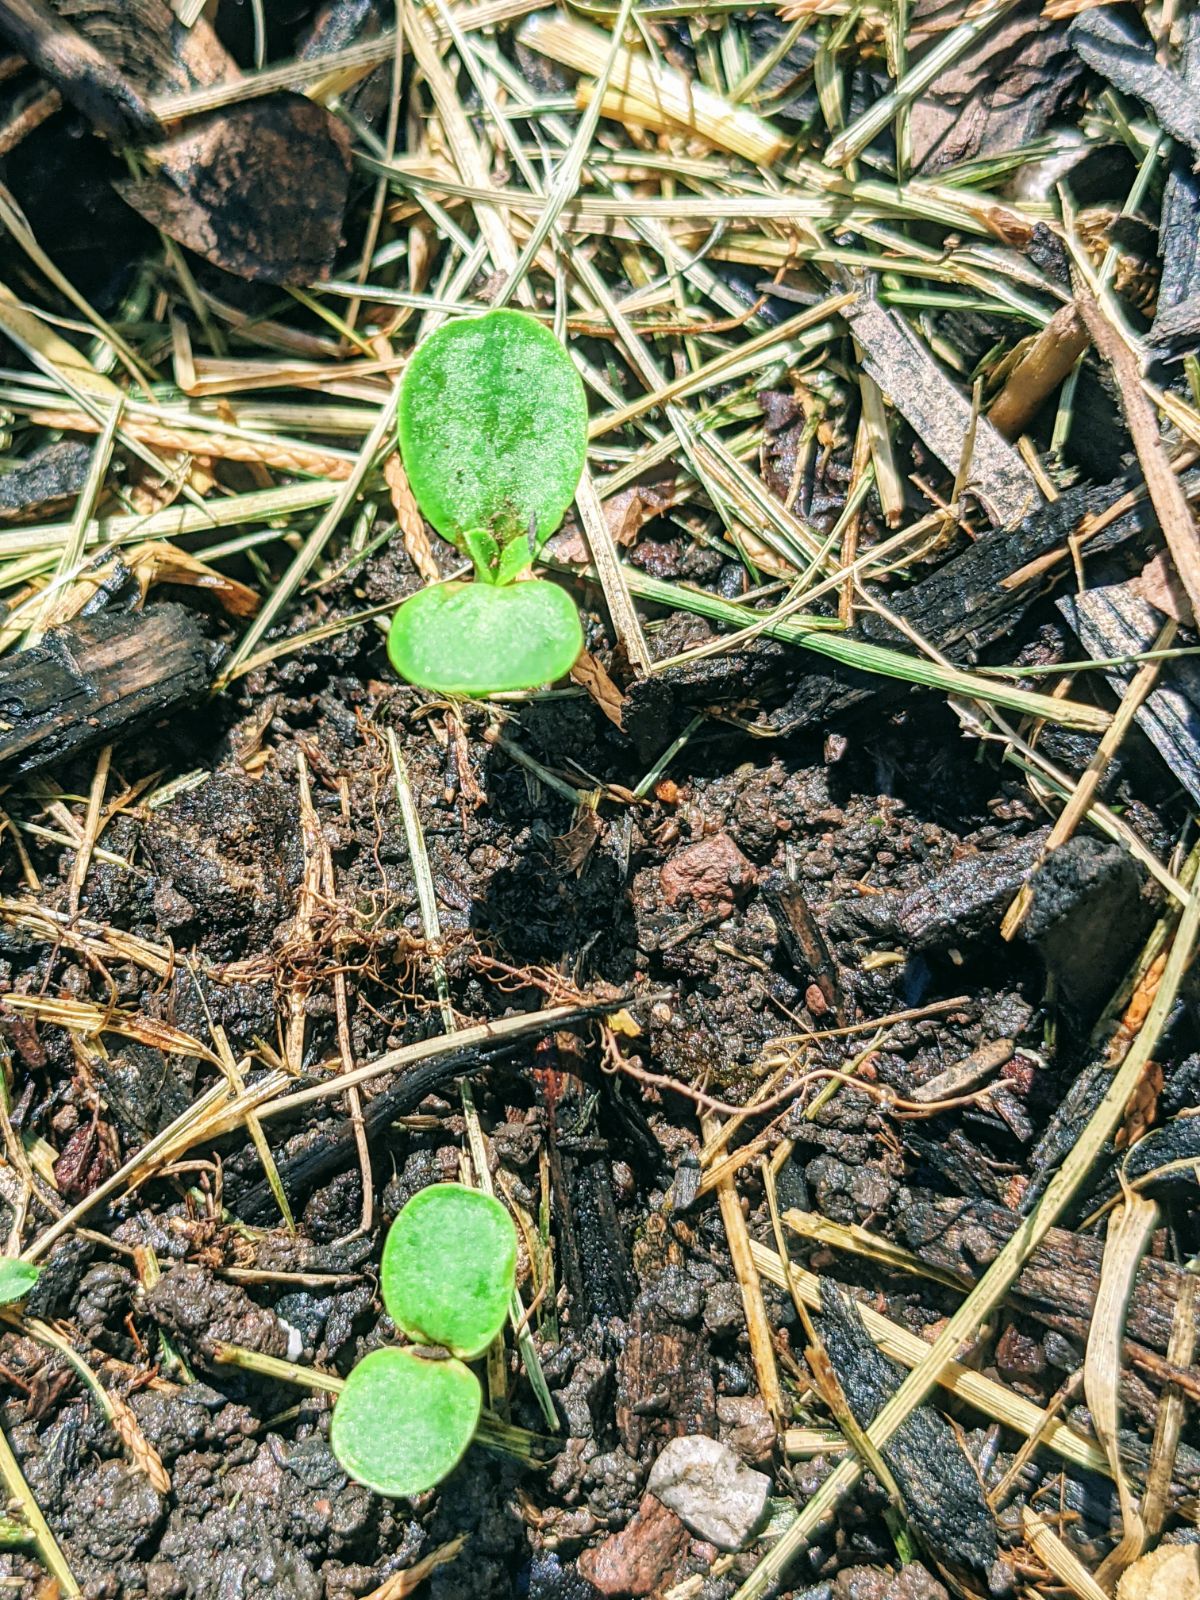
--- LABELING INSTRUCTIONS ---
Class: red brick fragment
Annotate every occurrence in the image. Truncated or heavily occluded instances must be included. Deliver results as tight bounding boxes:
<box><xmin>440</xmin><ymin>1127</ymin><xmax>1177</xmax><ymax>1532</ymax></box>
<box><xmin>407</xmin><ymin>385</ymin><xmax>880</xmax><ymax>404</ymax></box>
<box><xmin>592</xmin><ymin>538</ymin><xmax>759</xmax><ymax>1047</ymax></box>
<box><xmin>577</xmin><ymin>1493</ymin><xmax>688</xmax><ymax>1598</ymax></box>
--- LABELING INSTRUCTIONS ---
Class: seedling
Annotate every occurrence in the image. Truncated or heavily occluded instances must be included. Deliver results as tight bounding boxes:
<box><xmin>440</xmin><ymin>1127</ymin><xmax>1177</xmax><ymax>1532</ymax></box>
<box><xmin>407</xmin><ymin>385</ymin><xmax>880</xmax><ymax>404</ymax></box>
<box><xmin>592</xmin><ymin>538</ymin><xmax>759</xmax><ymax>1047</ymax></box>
<box><xmin>0</xmin><ymin>1261</ymin><xmax>38</xmax><ymax>1305</ymax></box>
<box><xmin>387</xmin><ymin>309</ymin><xmax>588</xmax><ymax>694</ymax></box>
<box><xmin>330</xmin><ymin>1182</ymin><xmax>517</xmax><ymax>1498</ymax></box>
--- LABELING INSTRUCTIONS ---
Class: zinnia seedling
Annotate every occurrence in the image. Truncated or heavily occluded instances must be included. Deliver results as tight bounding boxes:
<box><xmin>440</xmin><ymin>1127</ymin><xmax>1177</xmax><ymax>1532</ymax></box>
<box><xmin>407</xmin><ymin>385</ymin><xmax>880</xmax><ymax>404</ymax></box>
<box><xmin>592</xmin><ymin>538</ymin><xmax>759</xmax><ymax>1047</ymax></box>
<box><xmin>330</xmin><ymin>1183</ymin><xmax>517</xmax><ymax>1498</ymax></box>
<box><xmin>388</xmin><ymin>309</ymin><xmax>588</xmax><ymax>695</ymax></box>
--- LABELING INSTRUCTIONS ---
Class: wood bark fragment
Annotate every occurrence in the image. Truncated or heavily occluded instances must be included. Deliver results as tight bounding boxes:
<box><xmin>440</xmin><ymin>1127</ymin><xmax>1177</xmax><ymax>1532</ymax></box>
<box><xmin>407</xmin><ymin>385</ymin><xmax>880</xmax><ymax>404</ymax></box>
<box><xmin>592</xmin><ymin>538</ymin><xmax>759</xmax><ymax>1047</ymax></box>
<box><xmin>1071</xmin><ymin>9</ymin><xmax>1200</xmax><ymax>161</ymax></box>
<box><xmin>1151</xmin><ymin>11</ymin><xmax>1200</xmax><ymax>349</ymax></box>
<box><xmin>1142</xmin><ymin>1273</ymin><xmax>1198</xmax><ymax>1539</ymax></box>
<box><xmin>899</xmin><ymin>1193</ymin><xmax>1200</xmax><ymax>1360</ymax></box>
<box><xmin>0</xmin><ymin>0</ymin><xmax>156</xmax><ymax>138</ymax></box>
<box><xmin>1059</xmin><ymin>574</ymin><xmax>1200</xmax><ymax>808</ymax></box>
<box><xmin>815</xmin><ymin>1280</ymin><xmax>1000</xmax><ymax>1582</ymax></box>
<box><xmin>0</xmin><ymin>603</ymin><xmax>215</xmax><ymax>776</ymax></box>
<box><xmin>1001</xmin><ymin>614</ymin><xmax>1174</xmax><ymax>941</ymax></box>
<box><xmin>842</xmin><ymin>293</ymin><xmax>1044</xmax><ymax>526</ymax></box>
<box><xmin>1073</xmin><ymin>281</ymin><xmax>1200</xmax><ymax>621</ymax></box>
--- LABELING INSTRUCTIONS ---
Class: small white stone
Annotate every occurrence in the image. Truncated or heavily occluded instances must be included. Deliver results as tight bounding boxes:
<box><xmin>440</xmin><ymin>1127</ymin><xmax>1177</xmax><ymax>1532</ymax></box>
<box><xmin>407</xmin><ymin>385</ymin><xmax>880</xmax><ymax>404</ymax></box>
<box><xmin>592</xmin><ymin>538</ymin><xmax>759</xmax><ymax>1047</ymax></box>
<box><xmin>647</xmin><ymin>1435</ymin><xmax>770</xmax><ymax>1551</ymax></box>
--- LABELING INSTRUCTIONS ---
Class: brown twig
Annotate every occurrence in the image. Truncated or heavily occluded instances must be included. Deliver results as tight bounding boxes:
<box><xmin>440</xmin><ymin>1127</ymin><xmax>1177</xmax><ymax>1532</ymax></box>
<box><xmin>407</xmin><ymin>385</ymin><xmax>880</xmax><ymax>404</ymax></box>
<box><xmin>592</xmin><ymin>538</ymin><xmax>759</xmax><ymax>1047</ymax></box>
<box><xmin>0</xmin><ymin>0</ymin><xmax>157</xmax><ymax>140</ymax></box>
<box><xmin>1074</xmin><ymin>279</ymin><xmax>1200</xmax><ymax>618</ymax></box>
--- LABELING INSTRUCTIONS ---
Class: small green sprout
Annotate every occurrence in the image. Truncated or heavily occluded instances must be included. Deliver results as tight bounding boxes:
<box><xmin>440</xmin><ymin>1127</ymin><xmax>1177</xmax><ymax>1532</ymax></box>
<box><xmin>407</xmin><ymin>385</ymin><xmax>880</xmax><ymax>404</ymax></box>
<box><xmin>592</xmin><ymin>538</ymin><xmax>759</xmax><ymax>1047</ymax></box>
<box><xmin>330</xmin><ymin>1183</ymin><xmax>517</xmax><ymax>1499</ymax></box>
<box><xmin>388</xmin><ymin>309</ymin><xmax>588</xmax><ymax>695</ymax></box>
<box><xmin>0</xmin><ymin>1260</ymin><xmax>39</xmax><ymax>1305</ymax></box>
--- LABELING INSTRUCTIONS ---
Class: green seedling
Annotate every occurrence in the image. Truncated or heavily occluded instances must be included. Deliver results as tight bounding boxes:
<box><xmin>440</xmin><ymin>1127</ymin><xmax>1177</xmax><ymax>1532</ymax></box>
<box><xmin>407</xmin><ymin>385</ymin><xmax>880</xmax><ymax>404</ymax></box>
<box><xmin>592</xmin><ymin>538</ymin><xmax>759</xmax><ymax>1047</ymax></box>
<box><xmin>0</xmin><ymin>1261</ymin><xmax>38</xmax><ymax>1305</ymax></box>
<box><xmin>388</xmin><ymin>309</ymin><xmax>588</xmax><ymax>694</ymax></box>
<box><xmin>330</xmin><ymin>1183</ymin><xmax>517</xmax><ymax>1498</ymax></box>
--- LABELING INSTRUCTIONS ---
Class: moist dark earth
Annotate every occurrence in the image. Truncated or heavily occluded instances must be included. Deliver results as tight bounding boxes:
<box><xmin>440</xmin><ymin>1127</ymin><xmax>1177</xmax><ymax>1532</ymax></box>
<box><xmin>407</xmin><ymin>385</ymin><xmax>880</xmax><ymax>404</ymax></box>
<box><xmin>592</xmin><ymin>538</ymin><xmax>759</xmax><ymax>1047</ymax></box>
<box><xmin>0</xmin><ymin>518</ymin><xmax>1193</xmax><ymax>1600</ymax></box>
<box><xmin>0</xmin><ymin>0</ymin><xmax>1196</xmax><ymax>1592</ymax></box>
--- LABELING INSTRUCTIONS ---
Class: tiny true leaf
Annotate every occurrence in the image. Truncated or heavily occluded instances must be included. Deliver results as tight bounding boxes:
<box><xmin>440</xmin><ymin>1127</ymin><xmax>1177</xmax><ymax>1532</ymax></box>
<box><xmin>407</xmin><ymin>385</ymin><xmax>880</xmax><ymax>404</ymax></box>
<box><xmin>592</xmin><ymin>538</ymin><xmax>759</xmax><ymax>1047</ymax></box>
<box><xmin>381</xmin><ymin>1183</ymin><xmax>517</xmax><ymax>1359</ymax></box>
<box><xmin>387</xmin><ymin>578</ymin><xmax>583</xmax><ymax>695</ymax></box>
<box><xmin>0</xmin><ymin>1261</ymin><xmax>38</xmax><ymax>1305</ymax></box>
<box><xmin>331</xmin><ymin>1347</ymin><xmax>480</xmax><ymax>1499</ymax></box>
<box><xmin>397</xmin><ymin>308</ymin><xmax>588</xmax><ymax>560</ymax></box>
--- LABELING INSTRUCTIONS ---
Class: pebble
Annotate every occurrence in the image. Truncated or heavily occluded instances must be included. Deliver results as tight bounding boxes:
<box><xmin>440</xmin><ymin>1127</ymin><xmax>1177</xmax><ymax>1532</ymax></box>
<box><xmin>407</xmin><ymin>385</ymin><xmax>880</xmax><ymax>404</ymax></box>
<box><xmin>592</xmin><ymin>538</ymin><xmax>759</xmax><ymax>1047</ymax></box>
<box><xmin>717</xmin><ymin>1395</ymin><xmax>776</xmax><ymax>1464</ymax></box>
<box><xmin>834</xmin><ymin>1567</ymin><xmax>949</xmax><ymax>1600</ymax></box>
<box><xmin>701</xmin><ymin>1281</ymin><xmax>742</xmax><ymax>1334</ymax></box>
<box><xmin>647</xmin><ymin>1435</ymin><xmax>770</xmax><ymax>1551</ymax></box>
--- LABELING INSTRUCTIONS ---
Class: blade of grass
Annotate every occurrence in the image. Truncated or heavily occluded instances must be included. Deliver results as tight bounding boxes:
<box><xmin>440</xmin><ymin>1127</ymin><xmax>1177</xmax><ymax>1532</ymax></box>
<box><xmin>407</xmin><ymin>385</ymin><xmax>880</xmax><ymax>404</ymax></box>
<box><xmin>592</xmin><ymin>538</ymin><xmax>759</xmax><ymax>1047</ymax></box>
<box><xmin>494</xmin><ymin>0</ymin><xmax>636</xmax><ymax>308</ymax></box>
<box><xmin>545</xmin><ymin>559</ymin><xmax>1111</xmax><ymax>730</ymax></box>
<box><xmin>0</xmin><ymin>1418</ymin><xmax>79</xmax><ymax>1595</ymax></box>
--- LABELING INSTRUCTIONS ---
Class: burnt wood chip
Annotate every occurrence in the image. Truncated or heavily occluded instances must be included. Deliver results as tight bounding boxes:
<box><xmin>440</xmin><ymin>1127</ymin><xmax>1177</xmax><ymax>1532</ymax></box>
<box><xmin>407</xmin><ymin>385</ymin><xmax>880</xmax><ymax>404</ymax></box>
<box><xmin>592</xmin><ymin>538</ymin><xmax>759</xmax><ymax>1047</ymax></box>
<box><xmin>0</xmin><ymin>440</ymin><xmax>90</xmax><ymax>521</ymax></box>
<box><xmin>1023</xmin><ymin>835</ymin><xmax>1154</xmax><ymax>1031</ymax></box>
<box><xmin>1021</xmin><ymin>1056</ymin><xmax>1110</xmax><ymax>1213</ymax></box>
<box><xmin>825</xmin><ymin>828</ymin><xmax>1050</xmax><ymax>952</ymax></box>
<box><xmin>1119</xmin><ymin>1115</ymin><xmax>1200</xmax><ymax>1196</ymax></box>
<box><xmin>842</xmin><ymin>293</ymin><xmax>1044</xmax><ymax>527</ymax></box>
<box><xmin>770</xmin><ymin>474</ymin><xmax>1168</xmax><ymax>736</ymax></box>
<box><xmin>1070</xmin><ymin>10</ymin><xmax>1200</xmax><ymax>160</ymax></box>
<box><xmin>567</xmin><ymin>1154</ymin><xmax>634</xmax><ymax>1323</ymax></box>
<box><xmin>897</xmin><ymin>1192</ymin><xmax>1200</xmax><ymax>1359</ymax></box>
<box><xmin>634</xmin><ymin>474</ymin><xmax>1174</xmax><ymax>741</ymax></box>
<box><xmin>862</xmin><ymin>475</ymin><xmax>1182</xmax><ymax>663</ymax></box>
<box><xmin>1152</xmin><ymin>12</ymin><xmax>1200</xmax><ymax>351</ymax></box>
<box><xmin>814</xmin><ymin>1279</ymin><xmax>1000</xmax><ymax>1582</ymax></box>
<box><xmin>234</xmin><ymin>1009</ymin><xmax>614</xmax><ymax>1222</ymax></box>
<box><xmin>1060</xmin><ymin>578</ymin><xmax>1200</xmax><ymax>807</ymax></box>
<box><xmin>904</xmin><ymin>1129</ymin><xmax>1010</xmax><ymax>1203</ymax></box>
<box><xmin>761</xmin><ymin>872</ymin><xmax>851</xmax><ymax>1021</ymax></box>
<box><xmin>0</xmin><ymin>602</ymin><xmax>216</xmax><ymax>776</ymax></box>
<box><xmin>235</xmin><ymin>1050</ymin><xmax>507</xmax><ymax>1223</ymax></box>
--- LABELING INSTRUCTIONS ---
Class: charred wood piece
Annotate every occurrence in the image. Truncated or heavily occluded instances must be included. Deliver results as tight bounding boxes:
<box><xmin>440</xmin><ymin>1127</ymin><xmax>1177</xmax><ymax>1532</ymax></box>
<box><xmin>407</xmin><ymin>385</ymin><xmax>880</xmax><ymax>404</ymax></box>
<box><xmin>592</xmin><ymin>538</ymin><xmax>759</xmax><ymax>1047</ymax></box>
<box><xmin>0</xmin><ymin>602</ymin><xmax>216</xmax><ymax>776</ymax></box>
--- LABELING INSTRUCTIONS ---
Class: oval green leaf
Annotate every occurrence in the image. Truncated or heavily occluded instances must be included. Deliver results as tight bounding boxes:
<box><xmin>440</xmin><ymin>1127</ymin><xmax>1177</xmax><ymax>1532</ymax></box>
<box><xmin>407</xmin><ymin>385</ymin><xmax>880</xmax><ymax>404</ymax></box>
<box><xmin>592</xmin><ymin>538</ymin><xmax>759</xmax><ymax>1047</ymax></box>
<box><xmin>331</xmin><ymin>1347</ymin><xmax>480</xmax><ymax>1499</ymax></box>
<box><xmin>381</xmin><ymin>1183</ymin><xmax>517</xmax><ymax>1359</ymax></box>
<box><xmin>387</xmin><ymin>578</ymin><xmax>583</xmax><ymax>695</ymax></box>
<box><xmin>0</xmin><ymin>1261</ymin><xmax>38</xmax><ymax>1305</ymax></box>
<box><xmin>397</xmin><ymin>309</ymin><xmax>588</xmax><ymax>552</ymax></box>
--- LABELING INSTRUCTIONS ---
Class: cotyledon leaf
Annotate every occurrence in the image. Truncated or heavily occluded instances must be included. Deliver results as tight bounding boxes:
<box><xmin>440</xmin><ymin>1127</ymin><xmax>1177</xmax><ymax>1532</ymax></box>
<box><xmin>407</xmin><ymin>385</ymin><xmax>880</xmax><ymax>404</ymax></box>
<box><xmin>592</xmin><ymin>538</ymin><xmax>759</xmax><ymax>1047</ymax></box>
<box><xmin>0</xmin><ymin>1260</ymin><xmax>38</xmax><ymax>1305</ymax></box>
<box><xmin>397</xmin><ymin>308</ymin><xmax>588</xmax><ymax>558</ymax></box>
<box><xmin>330</xmin><ymin>1347</ymin><xmax>481</xmax><ymax>1498</ymax></box>
<box><xmin>387</xmin><ymin>578</ymin><xmax>583</xmax><ymax>695</ymax></box>
<box><xmin>381</xmin><ymin>1183</ymin><xmax>518</xmax><ymax>1359</ymax></box>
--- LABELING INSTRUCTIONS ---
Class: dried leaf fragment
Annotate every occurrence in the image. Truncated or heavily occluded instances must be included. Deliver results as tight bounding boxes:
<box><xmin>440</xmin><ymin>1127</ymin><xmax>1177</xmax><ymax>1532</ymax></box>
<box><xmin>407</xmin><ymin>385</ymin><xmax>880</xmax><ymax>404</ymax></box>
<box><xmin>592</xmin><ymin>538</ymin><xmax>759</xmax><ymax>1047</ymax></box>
<box><xmin>118</xmin><ymin>95</ymin><xmax>351</xmax><ymax>285</ymax></box>
<box><xmin>571</xmin><ymin>650</ymin><xmax>626</xmax><ymax>729</ymax></box>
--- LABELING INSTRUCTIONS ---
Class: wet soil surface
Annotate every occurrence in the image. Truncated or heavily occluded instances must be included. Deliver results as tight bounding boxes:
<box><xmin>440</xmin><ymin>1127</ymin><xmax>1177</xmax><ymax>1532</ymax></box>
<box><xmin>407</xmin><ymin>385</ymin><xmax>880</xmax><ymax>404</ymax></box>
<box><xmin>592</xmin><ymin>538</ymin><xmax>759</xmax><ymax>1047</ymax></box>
<box><xmin>0</xmin><ymin>541</ymin><xmax>1193</xmax><ymax>1600</ymax></box>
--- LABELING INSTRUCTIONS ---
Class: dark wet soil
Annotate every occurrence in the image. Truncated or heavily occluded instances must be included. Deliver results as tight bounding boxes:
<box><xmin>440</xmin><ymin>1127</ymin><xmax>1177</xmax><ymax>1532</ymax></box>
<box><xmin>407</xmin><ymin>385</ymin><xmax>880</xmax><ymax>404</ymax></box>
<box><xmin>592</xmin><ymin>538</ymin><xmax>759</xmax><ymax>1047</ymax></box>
<box><xmin>0</xmin><ymin>523</ymin><xmax>1190</xmax><ymax>1600</ymax></box>
<box><xmin>0</xmin><ymin>404</ymin><xmax>1192</xmax><ymax>1600</ymax></box>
